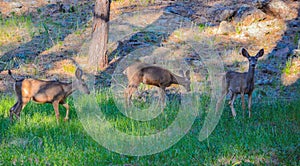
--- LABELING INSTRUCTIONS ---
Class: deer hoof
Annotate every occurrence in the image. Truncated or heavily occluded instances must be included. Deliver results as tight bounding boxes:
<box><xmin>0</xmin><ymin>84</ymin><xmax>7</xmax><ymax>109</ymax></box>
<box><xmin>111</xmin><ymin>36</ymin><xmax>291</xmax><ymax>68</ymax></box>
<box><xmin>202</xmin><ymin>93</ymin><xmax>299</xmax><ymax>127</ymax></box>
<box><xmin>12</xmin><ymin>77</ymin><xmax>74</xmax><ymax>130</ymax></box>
<box><xmin>232</xmin><ymin>113</ymin><xmax>237</xmax><ymax>118</ymax></box>
<box><xmin>64</xmin><ymin>118</ymin><xmax>69</xmax><ymax>122</ymax></box>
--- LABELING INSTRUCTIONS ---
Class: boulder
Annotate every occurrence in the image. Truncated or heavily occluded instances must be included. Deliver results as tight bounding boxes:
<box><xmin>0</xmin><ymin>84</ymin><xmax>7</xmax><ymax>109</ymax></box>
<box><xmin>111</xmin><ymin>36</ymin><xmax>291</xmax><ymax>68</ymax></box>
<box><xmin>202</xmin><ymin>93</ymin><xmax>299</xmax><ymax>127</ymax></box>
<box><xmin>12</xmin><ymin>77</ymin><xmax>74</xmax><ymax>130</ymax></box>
<box><xmin>218</xmin><ymin>9</ymin><xmax>235</xmax><ymax>21</ymax></box>
<box><xmin>218</xmin><ymin>21</ymin><xmax>235</xmax><ymax>35</ymax></box>
<box><xmin>207</xmin><ymin>5</ymin><xmax>235</xmax><ymax>22</ymax></box>
<box><xmin>252</xmin><ymin>0</ymin><xmax>271</xmax><ymax>9</ymax></box>
<box><xmin>238</xmin><ymin>19</ymin><xmax>284</xmax><ymax>40</ymax></box>
<box><xmin>267</xmin><ymin>0</ymin><xmax>297</xmax><ymax>20</ymax></box>
<box><xmin>10</xmin><ymin>2</ymin><xmax>23</xmax><ymax>13</ymax></box>
<box><xmin>274</xmin><ymin>46</ymin><xmax>291</xmax><ymax>59</ymax></box>
<box><xmin>261</xmin><ymin>65</ymin><xmax>279</xmax><ymax>74</ymax></box>
<box><xmin>234</xmin><ymin>5</ymin><xmax>267</xmax><ymax>25</ymax></box>
<box><xmin>257</xmin><ymin>79</ymin><xmax>273</xmax><ymax>85</ymax></box>
<box><xmin>192</xmin><ymin>16</ymin><xmax>208</xmax><ymax>24</ymax></box>
<box><xmin>10</xmin><ymin>2</ymin><xmax>23</xmax><ymax>9</ymax></box>
<box><xmin>164</xmin><ymin>4</ymin><xmax>194</xmax><ymax>17</ymax></box>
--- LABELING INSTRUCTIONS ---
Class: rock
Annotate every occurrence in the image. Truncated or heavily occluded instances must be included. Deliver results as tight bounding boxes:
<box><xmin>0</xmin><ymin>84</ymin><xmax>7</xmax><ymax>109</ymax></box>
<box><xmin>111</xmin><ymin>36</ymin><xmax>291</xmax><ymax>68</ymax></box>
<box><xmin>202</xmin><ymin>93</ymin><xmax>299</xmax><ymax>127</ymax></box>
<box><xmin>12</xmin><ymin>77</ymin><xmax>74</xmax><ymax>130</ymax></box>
<box><xmin>194</xmin><ymin>16</ymin><xmax>208</xmax><ymax>24</ymax></box>
<box><xmin>207</xmin><ymin>6</ymin><xmax>235</xmax><ymax>22</ymax></box>
<box><xmin>292</xmin><ymin>49</ymin><xmax>300</xmax><ymax>57</ymax></box>
<box><xmin>218</xmin><ymin>9</ymin><xmax>235</xmax><ymax>21</ymax></box>
<box><xmin>276</xmin><ymin>41</ymin><xmax>289</xmax><ymax>49</ymax></box>
<box><xmin>274</xmin><ymin>46</ymin><xmax>291</xmax><ymax>59</ymax></box>
<box><xmin>239</xmin><ymin>19</ymin><xmax>284</xmax><ymax>39</ymax></box>
<box><xmin>261</xmin><ymin>65</ymin><xmax>279</xmax><ymax>74</ymax></box>
<box><xmin>234</xmin><ymin>5</ymin><xmax>266</xmax><ymax>25</ymax></box>
<box><xmin>10</xmin><ymin>2</ymin><xmax>23</xmax><ymax>9</ymax></box>
<box><xmin>289</xmin><ymin>20</ymin><xmax>300</xmax><ymax>28</ymax></box>
<box><xmin>257</xmin><ymin>79</ymin><xmax>273</xmax><ymax>85</ymax></box>
<box><xmin>218</xmin><ymin>21</ymin><xmax>235</xmax><ymax>35</ymax></box>
<box><xmin>267</xmin><ymin>0</ymin><xmax>297</xmax><ymax>20</ymax></box>
<box><xmin>16</xmin><ymin>52</ymin><xmax>25</xmax><ymax>59</ymax></box>
<box><xmin>252</xmin><ymin>0</ymin><xmax>270</xmax><ymax>9</ymax></box>
<box><xmin>164</xmin><ymin>4</ymin><xmax>194</xmax><ymax>17</ymax></box>
<box><xmin>48</xmin><ymin>0</ymin><xmax>59</xmax><ymax>3</ymax></box>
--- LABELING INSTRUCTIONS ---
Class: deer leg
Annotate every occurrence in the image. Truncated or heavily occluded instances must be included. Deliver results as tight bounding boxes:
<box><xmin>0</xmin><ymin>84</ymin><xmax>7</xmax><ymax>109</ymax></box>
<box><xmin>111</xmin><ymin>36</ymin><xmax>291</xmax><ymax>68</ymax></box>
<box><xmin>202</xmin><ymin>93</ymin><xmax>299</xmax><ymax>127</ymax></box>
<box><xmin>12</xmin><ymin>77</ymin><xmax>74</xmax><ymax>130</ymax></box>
<box><xmin>158</xmin><ymin>87</ymin><xmax>166</xmax><ymax>106</ymax></box>
<box><xmin>14</xmin><ymin>102</ymin><xmax>22</xmax><ymax>119</ymax></box>
<box><xmin>124</xmin><ymin>88</ymin><xmax>129</xmax><ymax>106</ymax></box>
<box><xmin>9</xmin><ymin>102</ymin><xmax>20</xmax><ymax>122</ymax></box>
<box><xmin>248</xmin><ymin>92</ymin><xmax>252</xmax><ymax>118</ymax></box>
<box><xmin>63</xmin><ymin>103</ymin><xmax>70</xmax><ymax>121</ymax></box>
<box><xmin>125</xmin><ymin>85</ymin><xmax>137</xmax><ymax>106</ymax></box>
<box><xmin>230</xmin><ymin>93</ymin><xmax>237</xmax><ymax>118</ymax></box>
<box><xmin>52</xmin><ymin>101</ymin><xmax>60</xmax><ymax>123</ymax></box>
<box><xmin>15</xmin><ymin>97</ymin><xmax>30</xmax><ymax>119</ymax></box>
<box><xmin>228</xmin><ymin>91</ymin><xmax>234</xmax><ymax>105</ymax></box>
<box><xmin>241</xmin><ymin>92</ymin><xmax>245</xmax><ymax>117</ymax></box>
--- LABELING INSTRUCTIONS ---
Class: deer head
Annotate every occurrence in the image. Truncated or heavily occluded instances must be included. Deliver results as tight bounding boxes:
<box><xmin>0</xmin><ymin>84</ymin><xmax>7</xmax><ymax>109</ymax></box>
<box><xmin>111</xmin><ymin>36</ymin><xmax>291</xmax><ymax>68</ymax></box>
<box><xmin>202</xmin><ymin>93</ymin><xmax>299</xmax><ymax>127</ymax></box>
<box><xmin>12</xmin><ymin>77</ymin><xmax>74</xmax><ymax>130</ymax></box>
<box><xmin>72</xmin><ymin>68</ymin><xmax>90</xmax><ymax>94</ymax></box>
<box><xmin>179</xmin><ymin>70</ymin><xmax>191</xmax><ymax>92</ymax></box>
<box><xmin>242</xmin><ymin>48</ymin><xmax>264</xmax><ymax>68</ymax></box>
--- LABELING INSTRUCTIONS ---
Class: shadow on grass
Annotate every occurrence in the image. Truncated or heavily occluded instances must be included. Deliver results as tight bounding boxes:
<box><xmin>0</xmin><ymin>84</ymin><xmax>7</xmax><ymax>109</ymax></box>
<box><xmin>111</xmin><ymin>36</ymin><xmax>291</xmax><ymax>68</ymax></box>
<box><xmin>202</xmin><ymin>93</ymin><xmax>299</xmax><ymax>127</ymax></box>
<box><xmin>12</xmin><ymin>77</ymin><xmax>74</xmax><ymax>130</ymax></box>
<box><xmin>0</xmin><ymin>92</ymin><xmax>299</xmax><ymax>164</ymax></box>
<box><xmin>0</xmin><ymin>1</ymin><xmax>299</xmax><ymax>165</ymax></box>
<box><xmin>0</xmin><ymin>1</ymin><xmax>92</xmax><ymax>72</ymax></box>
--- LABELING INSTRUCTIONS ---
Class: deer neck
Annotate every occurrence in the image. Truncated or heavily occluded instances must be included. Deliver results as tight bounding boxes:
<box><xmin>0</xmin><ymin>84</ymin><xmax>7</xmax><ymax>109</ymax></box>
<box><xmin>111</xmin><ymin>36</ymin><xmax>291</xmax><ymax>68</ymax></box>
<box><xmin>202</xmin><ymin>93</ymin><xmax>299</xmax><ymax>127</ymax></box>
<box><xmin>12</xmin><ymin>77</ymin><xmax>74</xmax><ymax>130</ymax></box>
<box><xmin>64</xmin><ymin>82</ymin><xmax>77</xmax><ymax>97</ymax></box>
<box><xmin>247</xmin><ymin>66</ymin><xmax>255</xmax><ymax>85</ymax></box>
<box><xmin>172</xmin><ymin>74</ymin><xmax>187</xmax><ymax>86</ymax></box>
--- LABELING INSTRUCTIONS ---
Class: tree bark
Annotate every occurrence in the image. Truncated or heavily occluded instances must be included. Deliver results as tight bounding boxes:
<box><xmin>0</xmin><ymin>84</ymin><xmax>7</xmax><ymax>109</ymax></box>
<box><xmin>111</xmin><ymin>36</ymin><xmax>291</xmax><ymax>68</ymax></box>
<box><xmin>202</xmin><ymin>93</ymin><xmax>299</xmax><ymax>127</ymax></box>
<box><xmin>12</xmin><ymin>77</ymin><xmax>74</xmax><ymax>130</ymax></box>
<box><xmin>88</xmin><ymin>0</ymin><xmax>111</xmax><ymax>70</ymax></box>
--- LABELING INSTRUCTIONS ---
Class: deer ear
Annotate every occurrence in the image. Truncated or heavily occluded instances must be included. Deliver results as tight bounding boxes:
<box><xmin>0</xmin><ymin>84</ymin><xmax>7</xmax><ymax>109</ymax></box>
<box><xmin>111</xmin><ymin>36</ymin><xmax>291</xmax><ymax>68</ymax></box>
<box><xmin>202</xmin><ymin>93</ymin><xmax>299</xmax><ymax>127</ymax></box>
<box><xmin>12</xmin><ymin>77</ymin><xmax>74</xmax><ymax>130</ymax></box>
<box><xmin>123</xmin><ymin>68</ymin><xmax>128</xmax><ymax>75</ymax></box>
<box><xmin>185</xmin><ymin>70</ymin><xmax>191</xmax><ymax>80</ymax></box>
<box><xmin>75</xmin><ymin>68</ymin><xmax>83</xmax><ymax>79</ymax></box>
<box><xmin>256</xmin><ymin>49</ymin><xmax>264</xmax><ymax>58</ymax></box>
<box><xmin>241</xmin><ymin>48</ymin><xmax>250</xmax><ymax>58</ymax></box>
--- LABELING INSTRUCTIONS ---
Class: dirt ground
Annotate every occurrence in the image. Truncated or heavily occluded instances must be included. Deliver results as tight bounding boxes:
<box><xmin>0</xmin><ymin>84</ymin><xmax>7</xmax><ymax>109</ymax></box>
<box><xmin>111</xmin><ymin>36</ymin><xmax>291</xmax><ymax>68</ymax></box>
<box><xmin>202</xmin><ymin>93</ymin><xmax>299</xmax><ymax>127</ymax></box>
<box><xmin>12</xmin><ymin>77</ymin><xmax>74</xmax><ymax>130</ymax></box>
<box><xmin>0</xmin><ymin>0</ymin><xmax>299</xmax><ymax>101</ymax></box>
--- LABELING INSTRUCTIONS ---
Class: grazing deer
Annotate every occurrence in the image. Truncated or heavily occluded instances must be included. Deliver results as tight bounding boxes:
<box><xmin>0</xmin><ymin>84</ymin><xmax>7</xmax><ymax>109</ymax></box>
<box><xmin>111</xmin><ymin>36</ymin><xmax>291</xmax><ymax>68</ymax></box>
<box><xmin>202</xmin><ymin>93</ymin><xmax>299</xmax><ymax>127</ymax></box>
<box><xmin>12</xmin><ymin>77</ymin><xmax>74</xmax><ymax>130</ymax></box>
<box><xmin>217</xmin><ymin>48</ymin><xmax>264</xmax><ymax>118</ymax></box>
<box><xmin>123</xmin><ymin>62</ymin><xmax>152</xmax><ymax>77</ymax></box>
<box><xmin>8</xmin><ymin>68</ymin><xmax>90</xmax><ymax>123</ymax></box>
<box><xmin>124</xmin><ymin>63</ymin><xmax>191</xmax><ymax>106</ymax></box>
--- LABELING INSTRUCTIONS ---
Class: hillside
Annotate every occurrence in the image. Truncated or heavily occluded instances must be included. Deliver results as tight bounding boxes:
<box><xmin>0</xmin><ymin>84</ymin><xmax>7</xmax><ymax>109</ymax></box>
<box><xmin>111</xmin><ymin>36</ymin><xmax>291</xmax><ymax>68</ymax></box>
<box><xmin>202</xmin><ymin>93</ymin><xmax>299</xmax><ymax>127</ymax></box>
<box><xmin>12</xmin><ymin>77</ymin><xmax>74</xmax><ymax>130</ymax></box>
<box><xmin>0</xmin><ymin>0</ymin><xmax>299</xmax><ymax>100</ymax></box>
<box><xmin>0</xmin><ymin>0</ymin><xmax>299</xmax><ymax>165</ymax></box>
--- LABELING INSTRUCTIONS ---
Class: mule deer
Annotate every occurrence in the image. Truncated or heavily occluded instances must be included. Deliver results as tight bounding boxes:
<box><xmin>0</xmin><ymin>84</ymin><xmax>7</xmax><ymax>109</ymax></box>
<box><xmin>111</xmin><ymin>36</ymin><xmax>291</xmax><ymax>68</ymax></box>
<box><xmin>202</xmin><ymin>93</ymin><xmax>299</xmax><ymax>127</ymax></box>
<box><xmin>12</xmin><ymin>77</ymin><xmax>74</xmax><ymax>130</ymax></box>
<box><xmin>217</xmin><ymin>48</ymin><xmax>264</xmax><ymax>118</ymax></box>
<box><xmin>8</xmin><ymin>68</ymin><xmax>90</xmax><ymax>123</ymax></box>
<box><xmin>124</xmin><ymin>63</ymin><xmax>191</xmax><ymax>106</ymax></box>
<box><xmin>123</xmin><ymin>62</ymin><xmax>151</xmax><ymax>77</ymax></box>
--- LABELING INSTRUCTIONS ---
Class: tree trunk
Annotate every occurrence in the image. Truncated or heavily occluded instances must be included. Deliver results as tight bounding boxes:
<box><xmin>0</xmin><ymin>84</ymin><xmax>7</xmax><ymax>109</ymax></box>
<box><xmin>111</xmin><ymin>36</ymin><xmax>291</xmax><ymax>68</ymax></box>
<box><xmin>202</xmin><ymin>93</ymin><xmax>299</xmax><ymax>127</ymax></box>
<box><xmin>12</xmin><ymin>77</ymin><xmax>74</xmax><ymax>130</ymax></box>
<box><xmin>88</xmin><ymin>0</ymin><xmax>110</xmax><ymax>70</ymax></box>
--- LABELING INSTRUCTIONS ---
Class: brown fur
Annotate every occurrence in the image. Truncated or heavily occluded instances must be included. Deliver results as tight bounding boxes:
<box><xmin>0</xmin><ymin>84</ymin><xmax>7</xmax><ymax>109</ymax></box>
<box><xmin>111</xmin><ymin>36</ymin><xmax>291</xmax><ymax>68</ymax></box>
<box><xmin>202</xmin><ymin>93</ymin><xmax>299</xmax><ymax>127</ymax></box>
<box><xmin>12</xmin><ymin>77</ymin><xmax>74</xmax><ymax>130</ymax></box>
<box><xmin>8</xmin><ymin>68</ymin><xmax>90</xmax><ymax>123</ymax></box>
<box><xmin>217</xmin><ymin>48</ymin><xmax>264</xmax><ymax>118</ymax></box>
<box><xmin>124</xmin><ymin>63</ymin><xmax>191</xmax><ymax>105</ymax></box>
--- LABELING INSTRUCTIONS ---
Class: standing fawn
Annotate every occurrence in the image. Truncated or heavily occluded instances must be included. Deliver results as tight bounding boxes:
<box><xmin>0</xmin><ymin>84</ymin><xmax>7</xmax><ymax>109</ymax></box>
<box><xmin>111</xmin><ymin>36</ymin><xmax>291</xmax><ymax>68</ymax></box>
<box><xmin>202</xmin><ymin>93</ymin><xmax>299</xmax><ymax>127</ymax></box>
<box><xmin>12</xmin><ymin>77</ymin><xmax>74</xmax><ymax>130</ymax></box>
<box><xmin>8</xmin><ymin>68</ymin><xmax>90</xmax><ymax>123</ymax></box>
<box><xmin>217</xmin><ymin>48</ymin><xmax>264</xmax><ymax>118</ymax></box>
<box><xmin>124</xmin><ymin>63</ymin><xmax>191</xmax><ymax>106</ymax></box>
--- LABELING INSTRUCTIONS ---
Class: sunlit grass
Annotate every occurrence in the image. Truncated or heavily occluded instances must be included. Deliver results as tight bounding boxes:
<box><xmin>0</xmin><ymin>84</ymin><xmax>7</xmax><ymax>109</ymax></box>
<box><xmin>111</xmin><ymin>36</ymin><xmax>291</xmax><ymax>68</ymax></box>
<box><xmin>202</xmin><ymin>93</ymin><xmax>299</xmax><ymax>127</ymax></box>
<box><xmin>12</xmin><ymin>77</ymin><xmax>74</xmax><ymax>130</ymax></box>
<box><xmin>0</xmin><ymin>91</ymin><xmax>299</xmax><ymax>165</ymax></box>
<box><xmin>0</xmin><ymin>14</ymin><xmax>36</xmax><ymax>47</ymax></box>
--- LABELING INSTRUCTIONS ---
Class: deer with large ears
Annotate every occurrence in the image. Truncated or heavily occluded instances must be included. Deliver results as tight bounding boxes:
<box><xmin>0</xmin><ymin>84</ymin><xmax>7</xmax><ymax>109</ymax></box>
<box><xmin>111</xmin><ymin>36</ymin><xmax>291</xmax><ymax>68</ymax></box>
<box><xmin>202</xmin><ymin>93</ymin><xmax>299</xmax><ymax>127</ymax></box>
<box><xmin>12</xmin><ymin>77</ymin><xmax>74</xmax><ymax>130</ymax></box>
<box><xmin>8</xmin><ymin>68</ymin><xmax>90</xmax><ymax>123</ymax></box>
<box><xmin>217</xmin><ymin>48</ymin><xmax>264</xmax><ymax>118</ymax></box>
<box><xmin>124</xmin><ymin>63</ymin><xmax>191</xmax><ymax>106</ymax></box>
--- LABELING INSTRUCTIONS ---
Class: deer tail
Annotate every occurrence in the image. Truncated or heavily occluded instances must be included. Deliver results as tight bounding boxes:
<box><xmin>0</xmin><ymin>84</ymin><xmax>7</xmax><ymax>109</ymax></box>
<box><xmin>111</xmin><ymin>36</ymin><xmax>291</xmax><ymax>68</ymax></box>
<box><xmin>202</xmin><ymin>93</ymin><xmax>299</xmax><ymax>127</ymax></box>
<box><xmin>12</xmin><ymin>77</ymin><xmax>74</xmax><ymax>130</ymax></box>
<box><xmin>8</xmin><ymin>70</ymin><xmax>16</xmax><ymax>81</ymax></box>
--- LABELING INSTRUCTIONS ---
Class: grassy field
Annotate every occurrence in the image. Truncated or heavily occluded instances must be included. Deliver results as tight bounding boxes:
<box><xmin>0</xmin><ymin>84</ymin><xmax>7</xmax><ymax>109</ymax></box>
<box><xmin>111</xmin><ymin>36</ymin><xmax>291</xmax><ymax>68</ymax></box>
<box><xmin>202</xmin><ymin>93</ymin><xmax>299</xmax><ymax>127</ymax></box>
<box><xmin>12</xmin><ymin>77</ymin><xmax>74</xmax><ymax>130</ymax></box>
<box><xmin>1</xmin><ymin>1</ymin><xmax>300</xmax><ymax>165</ymax></box>
<box><xmin>0</xmin><ymin>91</ymin><xmax>299</xmax><ymax>165</ymax></box>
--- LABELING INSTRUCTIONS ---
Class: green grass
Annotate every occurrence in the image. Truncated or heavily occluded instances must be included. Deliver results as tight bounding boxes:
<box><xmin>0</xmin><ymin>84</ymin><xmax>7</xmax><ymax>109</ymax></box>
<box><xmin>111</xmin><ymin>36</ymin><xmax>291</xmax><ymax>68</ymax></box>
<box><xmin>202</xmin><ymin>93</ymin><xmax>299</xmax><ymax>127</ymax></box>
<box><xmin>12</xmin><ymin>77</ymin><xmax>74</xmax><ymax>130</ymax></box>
<box><xmin>0</xmin><ymin>14</ymin><xmax>35</xmax><ymax>46</ymax></box>
<box><xmin>282</xmin><ymin>58</ymin><xmax>293</xmax><ymax>75</ymax></box>
<box><xmin>198</xmin><ymin>23</ymin><xmax>206</xmax><ymax>33</ymax></box>
<box><xmin>0</xmin><ymin>91</ymin><xmax>299</xmax><ymax>165</ymax></box>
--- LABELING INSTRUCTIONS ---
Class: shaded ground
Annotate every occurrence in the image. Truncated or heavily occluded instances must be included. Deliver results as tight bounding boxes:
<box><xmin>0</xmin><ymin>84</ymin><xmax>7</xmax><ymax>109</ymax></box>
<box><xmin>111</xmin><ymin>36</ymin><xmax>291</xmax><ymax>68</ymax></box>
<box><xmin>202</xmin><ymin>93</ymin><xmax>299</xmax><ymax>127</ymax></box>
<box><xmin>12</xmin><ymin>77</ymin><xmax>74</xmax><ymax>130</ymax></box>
<box><xmin>0</xmin><ymin>1</ymin><xmax>299</xmax><ymax>165</ymax></box>
<box><xmin>0</xmin><ymin>0</ymin><xmax>299</xmax><ymax>100</ymax></box>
